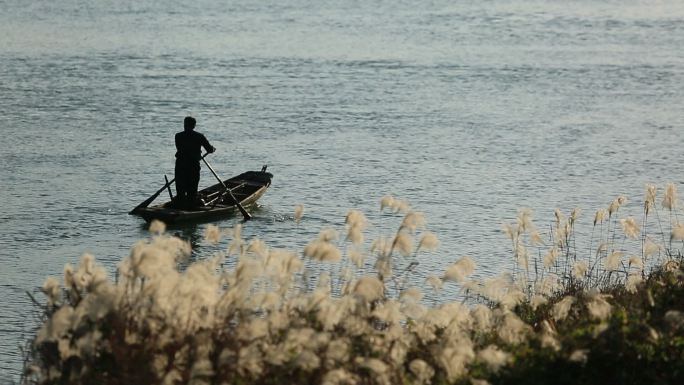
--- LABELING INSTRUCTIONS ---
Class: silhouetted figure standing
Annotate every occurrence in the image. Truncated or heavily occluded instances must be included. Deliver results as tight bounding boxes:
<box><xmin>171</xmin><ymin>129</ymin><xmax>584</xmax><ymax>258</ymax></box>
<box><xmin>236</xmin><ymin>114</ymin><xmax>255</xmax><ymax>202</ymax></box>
<box><xmin>175</xmin><ymin>116</ymin><xmax>215</xmax><ymax>208</ymax></box>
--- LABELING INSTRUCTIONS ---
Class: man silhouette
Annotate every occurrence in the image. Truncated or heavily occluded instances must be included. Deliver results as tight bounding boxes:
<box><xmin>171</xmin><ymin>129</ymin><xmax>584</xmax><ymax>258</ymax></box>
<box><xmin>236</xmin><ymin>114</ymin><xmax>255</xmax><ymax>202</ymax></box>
<box><xmin>175</xmin><ymin>116</ymin><xmax>215</xmax><ymax>208</ymax></box>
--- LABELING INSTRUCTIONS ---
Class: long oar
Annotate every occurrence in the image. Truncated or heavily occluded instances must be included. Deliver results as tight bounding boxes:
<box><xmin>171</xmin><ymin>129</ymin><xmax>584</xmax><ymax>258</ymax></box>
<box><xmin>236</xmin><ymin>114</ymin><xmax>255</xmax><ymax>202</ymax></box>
<box><xmin>129</xmin><ymin>178</ymin><xmax>175</xmax><ymax>214</ymax></box>
<box><xmin>201</xmin><ymin>157</ymin><xmax>252</xmax><ymax>221</ymax></box>
<box><xmin>129</xmin><ymin>152</ymin><xmax>210</xmax><ymax>214</ymax></box>
<box><xmin>207</xmin><ymin>182</ymin><xmax>246</xmax><ymax>207</ymax></box>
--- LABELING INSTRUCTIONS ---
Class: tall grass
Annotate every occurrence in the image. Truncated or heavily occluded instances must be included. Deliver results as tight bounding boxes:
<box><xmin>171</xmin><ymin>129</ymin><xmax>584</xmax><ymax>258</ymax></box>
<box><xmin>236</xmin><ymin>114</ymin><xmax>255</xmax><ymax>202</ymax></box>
<box><xmin>22</xmin><ymin>185</ymin><xmax>684</xmax><ymax>385</ymax></box>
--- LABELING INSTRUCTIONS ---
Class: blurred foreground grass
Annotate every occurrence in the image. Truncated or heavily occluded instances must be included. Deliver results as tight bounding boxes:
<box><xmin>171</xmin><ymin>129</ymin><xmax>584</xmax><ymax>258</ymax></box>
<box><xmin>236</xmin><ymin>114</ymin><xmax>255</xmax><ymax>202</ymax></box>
<box><xmin>22</xmin><ymin>186</ymin><xmax>684</xmax><ymax>385</ymax></box>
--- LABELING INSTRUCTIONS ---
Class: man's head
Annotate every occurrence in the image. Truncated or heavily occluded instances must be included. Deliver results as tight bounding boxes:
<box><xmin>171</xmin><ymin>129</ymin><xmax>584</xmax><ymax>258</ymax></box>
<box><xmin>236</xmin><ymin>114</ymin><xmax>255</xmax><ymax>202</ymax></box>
<box><xmin>184</xmin><ymin>116</ymin><xmax>196</xmax><ymax>131</ymax></box>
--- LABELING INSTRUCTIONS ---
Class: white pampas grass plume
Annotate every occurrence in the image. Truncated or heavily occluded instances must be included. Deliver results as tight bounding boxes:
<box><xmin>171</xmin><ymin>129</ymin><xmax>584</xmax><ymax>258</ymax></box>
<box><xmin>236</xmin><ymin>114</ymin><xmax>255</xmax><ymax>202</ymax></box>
<box><xmin>498</xmin><ymin>312</ymin><xmax>531</xmax><ymax>344</ymax></box>
<box><xmin>664</xmin><ymin>310</ymin><xmax>684</xmax><ymax>329</ymax></box>
<box><xmin>296</xmin><ymin>350</ymin><xmax>321</xmax><ymax>371</ymax></box>
<box><xmin>531</xmin><ymin>295</ymin><xmax>548</xmax><ymax>311</ymax></box>
<box><xmin>409</xmin><ymin>359</ymin><xmax>434</xmax><ymax>384</ymax></box>
<box><xmin>608</xmin><ymin>196</ymin><xmax>627</xmax><ymax>216</ymax></box>
<box><xmin>230</xmin><ymin>223</ymin><xmax>242</xmax><ymax>239</ymax></box>
<box><xmin>345</xmin><ymin>209</ymin><xmax>368</xmax><ymax>244</ymax></box>
<box><xmin>238</xmin><ymin>344</ymin><xmax>264</xmax><ymax>376</ymax></box>
<box><xmin>417</xmin><ymin>232</ymin><xmax>439</xmax><ymax>251</ymax></box>
<box><xmin>552</xmin><ymin>296</ymin><xmax>575</xmax><ymax>321</ymax></box>
<box><xmin>572</xmin><ymin>261</ymin><xmax>588</xmax><ymax>279</ymax></box>
<box><xmin>317</xmin><ymin>298</ymin><xmax>348</xmax><ymax>330</ymax></box>
<box><xmin>63</xmin><ymin>263</ymin><xmax>74</xmax><ymax>289</ymax></box>
<box><xmin>499</xmin><ymin>288</ymin><xmax>526</xmax><ymax>310</ymax></box>
<box><xmin>628</xmin><ymin>256</ymin><xmax>644</xmax><ymax>270</ymax></box>
<box><xmin>543</xmin><ymin>247</ymin><xmax>559</xmax><ymax>268</ymax></box>
<box><xmin>372</xmin><ymin>300</ymin><xmax>403</xmax><ymax>324</ymax></box>
<box><xmin>370</xmin><ymin>237</ymin><xmax>392</xmax><ymax>258</ymax></box>
<box><xmin>586</xmin><ymin>290</ymin><xmax>612</xmax><ymax>321</ymax></box>
<box><xmin>149</xmin><ymin>219</ymin><xmax>166</xmax><ymax>234</ymax></box>
<box><xmin>645</xmin><ymin>184</ymin><xmax>657</xmax><ymax>214</ymax></box>
<box><xmin>321</xmin><ymin>369</ymin><xmax>356</xmax><ymax>385</ymax></box>
<box><xmin>662</xmin><ymin>182</ymin><xmax>677</xmax><ymax>210</ymax></box>
<box><xmin>380</xmin><ymin>195</ymin><xmax>410</xmax><ymax>213</ymax></box>
<box><xmin>471</xmin><ymin>305</ymin><xmax>493</xmax><ymax>331</ymax></box>
<box><xmin>127</xmin><ymin>245</ymin><xmax>173</xmax><ymax>279</ymax></box>
<box><xmin>348</xmin><ymin>247</ymin><xmax>366</xmax><ymax>268</ymax></box>
<box><xmin>648</xmin><ymin>326</ymin><xmax>660</xmax><ymax>342</ymax></box>
<box><xmin>643</xmin><ymin>238</ymin><xmax>661</xmax><ymax>257</ymax></box>
<box><xmin>595</xmin><ymin>242</ymin><xmax>607</xmax><ymax>258</ymax></box>
<box><xmin>554</xmin><ymin>224</ymin><xmax>568</xmax><ymax>248</ymax></box>
<box><xmin>515</xmin><ymin>243</ymin><xmax>528</xmax><ymax>270</ymax></box>
<box><xmin>444</xmin><ymin>256</ymin><xmax>476</xmax><ymax>282</ymax></box>
<box><xmin>662</xmin><ymin>259</ymin><xmax>680</xmax><ymax>272</ymax></box>
<box><xmin>530</xmin><ymin>231</ymin><xmax>544</xmax><ymax>246</ymax></box>
<box><xmin>380</xmin><ymin>195</ymin><xmax>394</xmax><ymax>211</ymax></box>
<box><xmin>426</xmin><ymin>275</ymin><xmax>444</xmax><ymax>292</ymax></box>
<box><xmin>625</xmin><ymin>274</ymin><xmax>643</xmax><ymax>293</ymax></box>
<box><xmin>437</xmin><ymin>343</ymin><xmax>475</xmax><ymax>381</ymax></box>
<box><xmin>471</xmin><ymin>379</ymin><xmax>491</xmax><ymax>385</ymax></box>
<box><xmin>317</xmin><ymin>272</ymin><xmax>332</xmax><ymax>292</ymax></box>
<box><xmin>303</xmin><ymin>240</ymin><xmax>341</xmax><ymax>262</ymax></box>
<box><xmin>400</xmin><ymin>287</ymin><xmax>424</xmax><ymax>302</ymax></box>
<box><xmin>461</xmin><ymin>280</ymin><xmax>480</xmax><ymax>295</ymax></box>
<box><xmin>41</xmin><ymin>277</ymin><xmax>61</xmax><ymax>306</ymax></box>
<box><xmin>228</xmin><ymin>224</ymin><xmax>244</xmax><ymax>255</ymax></box>
<box><xmin>346</xmin><ymin>227</ymin><xmax>364</xmax><ymax>245</ymax></box>
<box><xmin>605</xmin><ymin>251</ymin><xmax>624</xmax><ymax>271</ymax></box>
<box><xmin>517</xmin><ymin>208</ymin><xmax>534</xmax><ymax>232</ymax></box>
<box><xmin>162</xmin><ymin>369</ymin><xmax>183</xmax><ymax>385</ymax></box>
<box><xmin>294</xmin><ymin>204</ymin><xmax>304</xmax><ymax>223</ymax></box>
<box><xmin>477</xmin><ymin>345</ymin><xmax>511</xmax><ymax>373</ymax></box>
<box><xmin>318</xmin><ymin>228</ymin><xmax>339</xmax><ymax>242</ymax></box>
<box><xmin>345</xmin><ymin>209</ymin><xmax>367</xmax><ymax>229</ymax></box>
<box><xmin>402</xmin><ymin>301</ymin><xmax>428</xmax><ymax>319</ymax></box>
<box><xmin>247</xmin><ymin>238</ymin><xmax>268</xmax><ymax>258</ymax></box>
<box><xmin>535</xmin><ymin>274</ymin><xmax>559</xmax><ymax>297</ymax></box>
<box><xmin>400</xmin><ymin>211</ymin><xmax>426</xmax><ymax>233</ymax></box>
<box><xmin>374</xmin><ymin>256</ymin><xmax>392</xmax><ymax>280</ymax></box>
<box><xmin>671</xmin><ymin>223</ymin><xmax>684</xmax><ymax>241</ymax></box>
<box><xmin>411</xmin><ymin>320</ymin><xmax>436</xmax><ymax>343</ymax></box>
<box><xmin>620</xmin><ymin>217</ymin><xmax>640</xmax><ymax>239</ymax></box>
<box><xmin>353</xmin><ymin>276</ymin><xmax>385</xmax><ymax>302</ymax></box>
<box><xmin>540</xmin><ymin>320</ymin><xmax>560</xmax><ymax>351</ymax></box>
<box><xmin>593</xmin><ymin>208</ymin><xmax>608</xmax><ymax>226</ymax></box>
<box><xmin>392</xmin><ymin>232</ymin><xmax>414</xmax><ymax>256</ymax></box>
<box><xmin>480</xmin><ymin>274</ymin><xmax>511</xmax><ymax>303</ymax></box>
<box><xmin>569</xmin><ymin>207</ymin><xmax>581</xmax><ymax>226</ymax></box>
<box><xmin>502</xmin><ymin>223</ymin><xmax>518</xmax><ymax>240</ymax></box>
<box><xmin>569</xmin><ymin>349</ymin><xmax>589</xmax><ymax>364</ymax></box>
<box><xmin>36</xmin><ymin>306</ymin><xmax>74</xmax><ymax>343</ymax></box>
<box><xmin>204</xmin><ymin>224</ymin><xmax>221</xmax><ymax>244</ymax></box>
<box><xmin>359</xmin><ymin>358</ymin><xmax>391</xmax><ymax>385</ymax></box>
<box><xmin>325</xmin><ymin>339</ymin><xmax>351</xmax><ymax>365</ymax></box>
<box><xmin>554</xmin><ymin>208</ymin><xmax>565</xmax><ymax>227</ymax></box>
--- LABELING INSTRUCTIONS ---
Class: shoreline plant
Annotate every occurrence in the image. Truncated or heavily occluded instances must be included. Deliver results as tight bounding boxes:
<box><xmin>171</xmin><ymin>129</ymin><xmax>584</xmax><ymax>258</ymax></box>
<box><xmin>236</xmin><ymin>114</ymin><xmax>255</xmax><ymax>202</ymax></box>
<box><xmin>22</xmin><ymin>184</ymin><xmax>684</xmax><ymax>385</ymax></box>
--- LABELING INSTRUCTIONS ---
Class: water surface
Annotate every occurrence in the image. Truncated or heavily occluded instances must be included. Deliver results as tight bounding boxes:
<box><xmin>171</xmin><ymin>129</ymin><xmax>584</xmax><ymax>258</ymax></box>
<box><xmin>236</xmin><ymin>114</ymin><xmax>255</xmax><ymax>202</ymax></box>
<box><xmin>1</xmin><ymin>0</ymin><xmax>683</xmax><ymax>380</ymax></box>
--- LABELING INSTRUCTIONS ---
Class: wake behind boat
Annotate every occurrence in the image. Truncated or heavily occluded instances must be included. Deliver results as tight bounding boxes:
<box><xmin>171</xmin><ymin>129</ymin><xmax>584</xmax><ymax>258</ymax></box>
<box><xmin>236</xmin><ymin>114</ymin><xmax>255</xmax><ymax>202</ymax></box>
<box><xmin>130</xmin><ymin>166</ymin><xmax>273</xmax><ymax>224</ymax></box>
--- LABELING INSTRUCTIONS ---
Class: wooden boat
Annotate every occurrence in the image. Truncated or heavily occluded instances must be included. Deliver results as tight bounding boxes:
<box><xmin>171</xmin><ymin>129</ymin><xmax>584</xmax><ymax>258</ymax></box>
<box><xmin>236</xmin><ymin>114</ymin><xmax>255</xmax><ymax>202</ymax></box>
<box><xmin>130</xmin><ymin>166</ymin><xmax>273</xmax><ymax>224</ymax></box>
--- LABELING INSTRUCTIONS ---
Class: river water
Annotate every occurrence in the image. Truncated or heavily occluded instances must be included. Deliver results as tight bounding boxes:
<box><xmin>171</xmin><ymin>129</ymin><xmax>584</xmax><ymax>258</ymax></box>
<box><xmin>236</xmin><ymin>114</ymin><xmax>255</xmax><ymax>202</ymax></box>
<box><xmin>1</xmin><ymin>0</ymin><xmax>683</xmax><ymax>380</ymax></box>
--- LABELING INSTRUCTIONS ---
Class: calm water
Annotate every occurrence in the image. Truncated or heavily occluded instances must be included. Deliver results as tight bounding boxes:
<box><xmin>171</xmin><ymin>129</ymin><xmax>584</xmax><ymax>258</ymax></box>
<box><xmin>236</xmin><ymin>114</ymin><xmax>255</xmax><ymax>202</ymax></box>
<box><xmin>1</xmin><ymin>0</ymin><xmax>683</xmax><ymax>380</ymax></box>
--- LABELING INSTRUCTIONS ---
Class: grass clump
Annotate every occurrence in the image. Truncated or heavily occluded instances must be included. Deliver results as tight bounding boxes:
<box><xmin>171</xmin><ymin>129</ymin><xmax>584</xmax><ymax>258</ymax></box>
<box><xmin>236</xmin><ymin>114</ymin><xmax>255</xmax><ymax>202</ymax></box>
<box><xmin>22</xmin><ymin>185</ymin><xmax>684</xmax><ymax>385</ymax></box>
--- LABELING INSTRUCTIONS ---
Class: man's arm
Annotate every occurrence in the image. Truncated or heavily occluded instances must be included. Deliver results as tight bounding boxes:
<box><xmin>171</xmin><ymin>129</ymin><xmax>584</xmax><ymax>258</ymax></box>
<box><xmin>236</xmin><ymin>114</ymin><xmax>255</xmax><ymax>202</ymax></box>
<box><xmin>201</xmin><ymin>134</ymin><xmax>216</xmax><ymax>154</ymax></box>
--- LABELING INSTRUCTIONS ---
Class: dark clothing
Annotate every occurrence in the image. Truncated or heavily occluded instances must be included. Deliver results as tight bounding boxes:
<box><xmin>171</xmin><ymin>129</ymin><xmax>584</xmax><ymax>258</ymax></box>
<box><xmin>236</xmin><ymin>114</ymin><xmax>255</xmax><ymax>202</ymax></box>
<box><xmin>174</xmin><ymin>130</ymin><xmax>214</xmax><ymax>206</ymax></box>
<box><xmin>175</xmin><ymin>130</ymin><xmax>213</xmax><ymax>162</ymax></box>
<box><xmin>175</xmin><ymin>161</ymin><xmax>201</xmax><ymax>203</ymax></box>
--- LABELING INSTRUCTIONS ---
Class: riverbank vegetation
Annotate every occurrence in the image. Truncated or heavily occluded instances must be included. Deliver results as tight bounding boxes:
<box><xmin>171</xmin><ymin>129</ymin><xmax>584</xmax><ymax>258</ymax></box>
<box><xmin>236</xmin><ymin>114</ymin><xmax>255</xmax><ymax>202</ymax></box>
<box><xmin>22</xmin><ymin>184</ymin><xmax>684</xmax><ymax>384</ymax></box>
